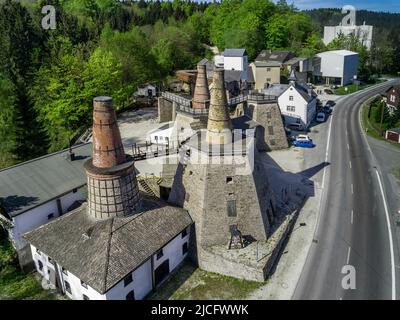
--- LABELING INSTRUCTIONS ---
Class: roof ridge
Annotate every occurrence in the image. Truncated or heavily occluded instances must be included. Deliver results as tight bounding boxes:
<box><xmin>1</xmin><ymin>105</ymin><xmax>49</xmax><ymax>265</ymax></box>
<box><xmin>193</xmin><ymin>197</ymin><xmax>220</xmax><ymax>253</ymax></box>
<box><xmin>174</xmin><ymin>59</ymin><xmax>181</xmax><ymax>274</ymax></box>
<box><xmin>0</xmin><ymin>142</ymin><xmax>91</xmax><ymax>173</ymax></box>
<box><xmin>103</xmin><ymin>218</ymin><xmax>114</xmax><ymax>293</ymax></box>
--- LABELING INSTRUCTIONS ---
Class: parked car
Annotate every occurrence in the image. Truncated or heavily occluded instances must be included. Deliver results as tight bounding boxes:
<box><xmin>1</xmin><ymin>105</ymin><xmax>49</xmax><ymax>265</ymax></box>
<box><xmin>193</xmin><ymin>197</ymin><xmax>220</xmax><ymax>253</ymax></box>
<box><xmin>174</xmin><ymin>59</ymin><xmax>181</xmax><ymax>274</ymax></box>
<box><xmin>316</xmin><ymin>112</ymin><xmax>326</xmax><ymax>122</ymax></box>
<box><xmin>325</xmin><ymin>100</ymin><xmax>336</xmax><ymax>107</ymax></box>
<box><xmin>296</xmin><ymin>134</ymin><xmax>312</xmax><ymax>142</ymax></box>
<box><xmin>323</xmin><ymin>106</ymin><xmax>332</xmax><ymax>114</ymax></box>
<box><xmin>292</xmin><ymin>139</ymin><xmax>315</xmax><ymax>148</ymax></box>
<box><xmin>287</xmin><ymin>123</ymin><xmax>304</xmax><ymax>131</ymax></box>
<box><xmin>324</xmin><ymin>89</ymin><xmax>334</xmax><ymax>95</ymax></box>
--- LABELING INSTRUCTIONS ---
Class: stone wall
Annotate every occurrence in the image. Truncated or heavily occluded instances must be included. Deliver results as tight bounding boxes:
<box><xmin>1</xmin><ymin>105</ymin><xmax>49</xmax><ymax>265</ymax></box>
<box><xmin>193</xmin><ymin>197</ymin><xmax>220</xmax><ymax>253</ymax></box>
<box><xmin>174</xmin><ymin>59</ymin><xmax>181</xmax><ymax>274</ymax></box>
<box><xmin>247</xmin><ymin>102</ymin><xmax>289</xmax><ymax>151</ymax></box>
<box><xmin>169</xmin><ymin>151</ymin><xmax>277</xmax><ymax>248</ymax></box>
<box><xmin>158</xmin><ymin>97</ymin><xmax>174</xmax><ymax>123</ymax></box>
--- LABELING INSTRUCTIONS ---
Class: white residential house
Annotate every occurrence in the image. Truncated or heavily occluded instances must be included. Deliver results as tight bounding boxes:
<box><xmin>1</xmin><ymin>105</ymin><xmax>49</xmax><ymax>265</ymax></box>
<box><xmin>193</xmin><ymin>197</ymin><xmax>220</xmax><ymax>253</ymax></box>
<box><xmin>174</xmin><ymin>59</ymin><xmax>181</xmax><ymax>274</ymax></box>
<box><xmin>0</xmin><ymin>143</ymin><xmax>91</xmax><ymax>266</ymax></box>
<box><xmin>313</xmin><ymin>50</ymin><xmax>359</xmax><ymax>86</ymax></box>
<box><xmin>278</xmin><ymin>70</ymin><xmax>317</xmax><ymax>129</ymax></box>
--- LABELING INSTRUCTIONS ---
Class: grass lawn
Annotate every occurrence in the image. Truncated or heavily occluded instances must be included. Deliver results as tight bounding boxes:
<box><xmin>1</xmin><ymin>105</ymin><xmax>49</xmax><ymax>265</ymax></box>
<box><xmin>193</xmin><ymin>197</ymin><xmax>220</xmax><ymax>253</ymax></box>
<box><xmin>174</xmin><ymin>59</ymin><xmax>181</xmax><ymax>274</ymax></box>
<box><xmin>393</xmin><ymin>167</ymin><xmax>400</xmax><ymax>182</ymax></box>
<box><xmin>335</xmin><ymin>79</ymin><xmax>386</xmax><ymax>96</ymax></box>
<box><xmin>148</xmin><ymin>260</ymin><xmax>264</xmax><ymax>300</ymax></box>
<box><xmin>361</xmin><ymin>103</ymin><xmax>400</xmax><ymax>150</ymax></box>
<box><xmin>0</xmin><ymin>231</ymin><xmax>57</xmax><ymax>300</ymax></box>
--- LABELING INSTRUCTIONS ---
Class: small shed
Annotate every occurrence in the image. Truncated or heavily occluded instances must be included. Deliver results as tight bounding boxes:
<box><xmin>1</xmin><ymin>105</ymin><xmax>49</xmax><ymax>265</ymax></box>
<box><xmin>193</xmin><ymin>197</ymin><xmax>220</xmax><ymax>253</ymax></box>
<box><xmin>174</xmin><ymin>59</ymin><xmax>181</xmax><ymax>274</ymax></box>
<box><xmin>136</xmin><ymin>84</ymin><xmax>157</xmax><ymax>97</ymax></box>
<box><xmin>385</xmin><ymin>128</ymin><xmax>400</xmax><ymax>143</ymax></box>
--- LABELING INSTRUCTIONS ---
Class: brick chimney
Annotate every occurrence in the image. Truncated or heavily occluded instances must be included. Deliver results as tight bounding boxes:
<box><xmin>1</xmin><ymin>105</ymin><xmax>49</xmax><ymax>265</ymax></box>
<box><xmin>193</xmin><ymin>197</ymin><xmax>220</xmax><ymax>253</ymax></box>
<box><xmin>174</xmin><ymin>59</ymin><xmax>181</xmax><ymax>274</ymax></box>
<box><xmin>84</xmin><ymin>96</ymin><xmax>141</xmax><ymax>220</ymax></box>
<box><xmin>192</xmin><ymin>64</ymin><xmax>210</xmax><ymax>109</ymax></box>
<box><xmin>206</xmin><ymin>68</ymin><xmax>232</xmax><ymax>145</ymax></box>
<box><xmin>92</xmin><ymin>97</ymin><xmax>125</xmax><ymax>168</ymax></box>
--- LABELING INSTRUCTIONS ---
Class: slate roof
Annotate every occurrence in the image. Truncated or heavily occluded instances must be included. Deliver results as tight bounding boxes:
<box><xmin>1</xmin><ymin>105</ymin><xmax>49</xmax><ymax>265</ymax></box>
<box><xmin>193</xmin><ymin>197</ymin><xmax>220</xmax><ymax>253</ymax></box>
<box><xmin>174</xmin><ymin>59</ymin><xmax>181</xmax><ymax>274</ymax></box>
<box><xmin>255</xmin><ymin>50</ymin><xmax>295</xmax><ymax>63</ymax></box>
<box><xmin>252</xmin><ymin>61</ymin><xmax>281</xmax><ymax>68</ymax></box>
<box><xmin>224</xmin><ymin>70</ymin><xmax>242</xmax><ymax>83</ymax></box>
<box><xmin>24</xmin><ymin>197</ymin><xmax>193</xmax><ymax>294</ymax></box>
<box><xmin>387</xmin><ymin>128</ymin><xmax>400</xmax><ymax>134</ymax></box>
<box><xmin>0</xmin><ymin>143</ymin><xmax>91</xmax><ymax>219</ymax></box>
<box><xmin>262</xmin><ymin>84</ymin><xmax>290</xmax><ymax>97</ymax></box>
<box><xmin>224</xmin><ymin>49</ymin><xmax>247</xmax><ymax>57</ymax></box>
<box><xmin>293</xmin><ymin>82</ymin><xmax>317</xmax><ymax>103</ymax></box>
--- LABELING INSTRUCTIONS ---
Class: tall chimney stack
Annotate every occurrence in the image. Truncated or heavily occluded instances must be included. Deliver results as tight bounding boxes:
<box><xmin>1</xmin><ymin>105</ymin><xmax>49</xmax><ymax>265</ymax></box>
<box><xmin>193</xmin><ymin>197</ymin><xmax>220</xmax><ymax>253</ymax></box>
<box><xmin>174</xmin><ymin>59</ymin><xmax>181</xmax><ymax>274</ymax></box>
<box><xmin>192</xmin><ymin>64</ymin><xmax>210</xmax><ymax>109</ymax></box>
<box><xmin>84</xmin><ymin>96</ymin><xmax>141</xmax><ymax>220</ymax></box>
<box><xmin>206</xmin><ymin>68</ymin><xmax>232</xmax><ymax>145</ymax></box>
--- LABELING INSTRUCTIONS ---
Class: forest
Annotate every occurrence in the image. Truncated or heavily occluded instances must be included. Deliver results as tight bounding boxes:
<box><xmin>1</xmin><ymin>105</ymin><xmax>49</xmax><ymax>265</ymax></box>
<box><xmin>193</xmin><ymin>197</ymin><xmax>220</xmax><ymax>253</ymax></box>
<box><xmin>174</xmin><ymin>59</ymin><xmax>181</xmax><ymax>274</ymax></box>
<box><xmin>0</xmin><ymin>0</ymin><xmax>399</xmax><ymax>169</ymax></box>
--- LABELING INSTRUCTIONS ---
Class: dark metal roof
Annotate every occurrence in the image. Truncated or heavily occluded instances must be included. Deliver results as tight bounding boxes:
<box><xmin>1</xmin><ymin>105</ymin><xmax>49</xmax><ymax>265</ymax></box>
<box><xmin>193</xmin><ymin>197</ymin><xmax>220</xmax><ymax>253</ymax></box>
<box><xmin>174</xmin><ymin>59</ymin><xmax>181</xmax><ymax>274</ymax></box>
<box><xmin>224</xmin><ymin>49</ymin><xmax>247</xmax><ymax>57</ymax></box>
<box><xmin>0</xmin><ymin>143</ymin><xmax>92</xmax><ymax>218</ymax></box>
<box><xmin>24</xmin><ymin>197</ymin><xmax>192</xmax><ymax>294</ymax></box>
<box><xmin>255</xmin><ymin>50</ymin><xmax>295</xmax><ymax>63</ymax></box>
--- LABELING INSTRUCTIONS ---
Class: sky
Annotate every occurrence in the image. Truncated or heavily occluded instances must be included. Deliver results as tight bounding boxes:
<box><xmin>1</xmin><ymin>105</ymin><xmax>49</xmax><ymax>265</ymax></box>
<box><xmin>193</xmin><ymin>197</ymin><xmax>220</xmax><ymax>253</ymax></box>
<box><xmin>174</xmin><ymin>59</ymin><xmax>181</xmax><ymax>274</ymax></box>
<box><xmin>275</xmin><ymin>0</ymin><xmax>400</xmax><ymax>13</ymax></box>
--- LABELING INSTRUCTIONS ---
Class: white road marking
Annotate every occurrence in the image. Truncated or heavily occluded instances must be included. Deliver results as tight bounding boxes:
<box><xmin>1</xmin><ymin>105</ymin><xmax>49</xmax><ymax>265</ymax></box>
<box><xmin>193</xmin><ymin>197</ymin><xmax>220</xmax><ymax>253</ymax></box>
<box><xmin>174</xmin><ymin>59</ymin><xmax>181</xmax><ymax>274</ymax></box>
<box><xmin>358</xmin><ymin>99</ymin><xmax>397</xmax><ymax>300</ymax></box>
<box><xmin>320</xmin><ymin>115</ymin><xmax>333</xmax><ymax>193</ymax></box>
<box><xmin>351</xmin><ymin>184</ymin><xmax>354</xmax><ymax>194</ymax></box>
<box><xmin>351</xmin><ymin>210</ymin><xmax>354</xmax><ymax>224</ymax></box>
<box><xmin>375</xmin><ymin>170</ymin><xmax>396</xmax><ymax>300</ymax></box>
<box><xmin>347</xmin><ymin>247</ymin><xmax>351</xmax><ymax>264</ymax></box>
<box><xmin>349</xmin><ymin>161</ymin><xmax>352</xmax><ymax>169</ymax></box>
<box><xmin>347</xmin><ymin>143</ymin><xmax>350</xmax><ymax>150</ymax></box>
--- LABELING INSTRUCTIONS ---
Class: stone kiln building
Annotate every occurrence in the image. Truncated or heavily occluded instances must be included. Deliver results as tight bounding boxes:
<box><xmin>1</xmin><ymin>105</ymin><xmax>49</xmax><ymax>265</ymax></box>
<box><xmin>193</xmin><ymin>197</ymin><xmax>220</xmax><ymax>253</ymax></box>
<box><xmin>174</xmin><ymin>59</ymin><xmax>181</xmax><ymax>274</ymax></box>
<box><xmin>168</xmin><ymin>68</ymin><xmax>281</xmax><ymax>280</ymax></box>
<box><xmin>24</xmin><ymin>97</ymin><xmax>192</xmax><ymax>300</ymax></box>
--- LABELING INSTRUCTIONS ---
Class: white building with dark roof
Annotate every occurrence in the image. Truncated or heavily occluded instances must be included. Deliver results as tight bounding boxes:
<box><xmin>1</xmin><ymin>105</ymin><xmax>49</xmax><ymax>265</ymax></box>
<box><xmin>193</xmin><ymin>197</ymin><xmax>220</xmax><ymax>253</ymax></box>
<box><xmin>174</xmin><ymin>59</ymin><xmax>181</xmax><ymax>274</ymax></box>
<box><xmin>277</xmin><ymin>70</ymin><xmax>317</xmax><ymax>129</ymax></box>
<box><xmin>23</xmin><ymin>96</ymin><xmax>193</xmax><ymax>300</ymax></box>
<box><xmin>0</xmin><ymin>143</ymin><xmax>91</xmax><ymax>265</ymax></box>
<box><xmin>221</xmin><ymin>48</ymin><xmax>248</xmax><ymax>81</ymax></box>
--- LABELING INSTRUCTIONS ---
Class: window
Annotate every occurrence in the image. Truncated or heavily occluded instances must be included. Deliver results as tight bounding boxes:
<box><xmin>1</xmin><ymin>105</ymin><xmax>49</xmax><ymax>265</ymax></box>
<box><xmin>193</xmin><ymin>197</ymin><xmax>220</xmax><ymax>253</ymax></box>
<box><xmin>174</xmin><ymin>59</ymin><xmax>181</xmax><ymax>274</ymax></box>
<box><xmin>123</xmin><ymin>273</ymin><xmax>133</xmax><ymax>287</ymax></box>
<box><xmin>156</xmin><ymin>249</ymin><xmax>164</xmax><ymax>260</ymax></box>
<box><xmin>267</xmin><ymin>68</ymin><xmax>271</xmax><ymax>72</ymax></box>
<box><xmin>182</xmin><ymin>242</ymin><xmax>188</xmax><ymax>255</ymax></box>
<box><xmin>266</xmin><ymin>78</ymin><xmax>271</xmax><ymax>82</ymax></box>
<box><xmin>72</xmin><ymin>188</ymin><xmax>77</xmax><ymax>193</ymax></box>
<box><xmin>287</xmin><ymin>106</ymin><xmax>295</xmax><ymax>112</ymax></box>
<box><xmin>226</xmin><ymin>177</ymin><xmax>233</xmax><ymax>184</ymax></box>
<box><xmin>65</xmin><ymin>281</ymin><xmax>72</xmax><ymax>294</ymax></box>
<box><xmin>83</xmin><ymin>294</ymin><xmax>90</xmax><ymax>300</ymax></box>
<box><xmin>268</xmin><ymin>126</ymin><xmax>274</xmax><ymax>135</ymax></box>
<box><xmin>38</xmin><ymin>260</ymin><xmax>43</xmax><ymax>271</ymax></box>
<box><xmin>289</xmin><ymin>96</ymin><xmax>294</xmax><ymax>101</ymax></box>
<box><xmin>47</xmin><ymin>213</ymin><xmax>54</xmax><ymax>220</ymax></box>
<box><xmin>181</xmin><ymin>228</ymin><xmax>188</xmax><ymax>238</ymax></box>
<box><xmin>126</xmin><ymin>290</ymin><xmax>135</xmax><ymax>300</ymax></box>
<box><xmin>81</xmin><ymin>280</ymin><xmax>88</xmax><ymax>289</ymax></box>
<box><xmin>227</xmin><ymin>200</ymin><xmax>237</xmax><ymax>217</ymax></box>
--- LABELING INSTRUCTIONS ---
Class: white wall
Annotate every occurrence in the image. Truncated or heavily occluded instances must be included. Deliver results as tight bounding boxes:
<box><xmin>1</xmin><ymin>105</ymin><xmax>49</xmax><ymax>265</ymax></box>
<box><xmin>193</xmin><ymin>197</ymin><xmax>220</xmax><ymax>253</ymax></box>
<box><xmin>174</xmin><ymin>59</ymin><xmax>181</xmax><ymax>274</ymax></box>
<box><xmin>12</xmin><ymin>188</ymin><xmax>86</xmax><ymax>250</ymax></box>
<box><xmin>106</xmin><ymin>260</ymin><xmax>152</xmax><ymax>300</ymax></box>
<box><xmin>153</xmin><ymin>226</ymin><xmax>190</xmax><ymax>272</ymax></box>
<box><xmin>278</xmin><ymin>85</ymin><xmax>316</xmax><ymax>128</ymax></box>
<box><xmin>29</xmin><ymin>226</ymin><xmax>191</xmax><ymax>300</ymax></box>
<box><xmin>315</xmin><ymin>51</ymin><xmax>359</xmax><ymax>85</ymax></box>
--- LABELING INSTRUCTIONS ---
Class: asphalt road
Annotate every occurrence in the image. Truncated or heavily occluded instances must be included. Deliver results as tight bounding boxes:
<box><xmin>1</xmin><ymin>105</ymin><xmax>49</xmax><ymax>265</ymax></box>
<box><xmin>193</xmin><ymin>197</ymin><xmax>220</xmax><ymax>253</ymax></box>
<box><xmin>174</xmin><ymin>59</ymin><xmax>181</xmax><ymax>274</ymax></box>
<box><xmin>293</xmin><ymin>80</ymin><xmax>400</xmax><ymax>300</ymax></box>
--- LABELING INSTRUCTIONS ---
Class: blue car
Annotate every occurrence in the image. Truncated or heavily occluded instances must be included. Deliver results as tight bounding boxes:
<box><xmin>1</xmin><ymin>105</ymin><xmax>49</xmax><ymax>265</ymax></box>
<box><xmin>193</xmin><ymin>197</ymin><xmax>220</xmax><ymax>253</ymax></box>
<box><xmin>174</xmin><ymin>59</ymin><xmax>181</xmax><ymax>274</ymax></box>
<box><xmin>292</xmin><ymin>140</ymin><xmax>316</xmax><ymax>148</ymax></box>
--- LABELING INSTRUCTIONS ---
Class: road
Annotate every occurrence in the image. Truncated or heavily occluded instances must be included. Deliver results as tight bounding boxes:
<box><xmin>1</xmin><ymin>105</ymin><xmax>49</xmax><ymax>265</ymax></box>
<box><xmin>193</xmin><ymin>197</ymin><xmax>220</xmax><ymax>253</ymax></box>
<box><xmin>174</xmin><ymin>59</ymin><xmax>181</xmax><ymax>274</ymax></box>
<box><xmin>293</xmin><ymin>80</ymin><xmax>400</xmax><ymax>300</ymax></box>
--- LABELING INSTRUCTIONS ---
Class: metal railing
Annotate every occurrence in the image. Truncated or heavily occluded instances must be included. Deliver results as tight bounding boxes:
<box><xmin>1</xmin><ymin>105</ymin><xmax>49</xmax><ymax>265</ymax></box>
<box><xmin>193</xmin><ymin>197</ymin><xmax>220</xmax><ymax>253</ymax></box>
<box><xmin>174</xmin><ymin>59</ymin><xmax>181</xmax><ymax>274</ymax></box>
<box><xmin>161</xmin><ymin>92</ymin><xmax>191</xmax><ymax>107</ymax></box>
<box><xmin>161</xmin><ymin>91</ymin><xmax>277</xmax><ymax>111</ymax></box>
